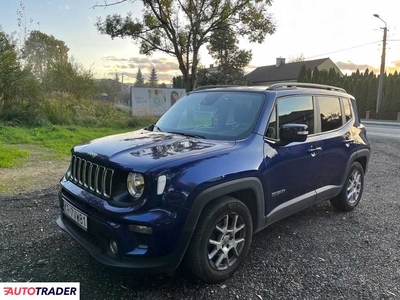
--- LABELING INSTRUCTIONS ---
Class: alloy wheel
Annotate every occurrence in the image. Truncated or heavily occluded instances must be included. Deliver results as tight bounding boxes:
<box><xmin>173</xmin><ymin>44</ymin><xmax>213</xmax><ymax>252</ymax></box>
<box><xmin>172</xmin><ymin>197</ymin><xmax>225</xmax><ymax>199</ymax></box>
<box><xmin>347</xmin><ymin>169</ymin><xmax>362</xmax><ymax>204</ymax></box>
<box><xmin>207</xmin><ymin>213</ymin><xmax>246</xmax><ymax>271</ymax></box>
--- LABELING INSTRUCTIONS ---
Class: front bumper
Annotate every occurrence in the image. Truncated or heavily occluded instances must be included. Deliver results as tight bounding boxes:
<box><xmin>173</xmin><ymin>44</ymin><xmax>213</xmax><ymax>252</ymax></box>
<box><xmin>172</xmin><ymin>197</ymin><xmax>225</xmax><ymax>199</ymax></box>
<box><xmin>56</xmin><ymin>181</ymin><xmax>192</xmax><ymax>273</ymax></box>
<box><xmin>56</xmin><ymin>215</ymin><xmax>191</xmax><ymax>273</ymax></box>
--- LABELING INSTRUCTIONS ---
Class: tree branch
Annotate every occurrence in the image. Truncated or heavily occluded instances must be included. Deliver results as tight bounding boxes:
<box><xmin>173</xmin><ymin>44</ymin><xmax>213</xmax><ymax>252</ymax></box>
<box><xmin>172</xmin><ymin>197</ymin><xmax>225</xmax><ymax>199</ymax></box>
<box><xmin>138</xmin><ymin>35</ymin><xmax>176</xmax><ymax>56</ymax></box>
<box><xmin>91</xmin><ymin>0</ymin><xmax>132</xmax><ymax>9</ymax></box>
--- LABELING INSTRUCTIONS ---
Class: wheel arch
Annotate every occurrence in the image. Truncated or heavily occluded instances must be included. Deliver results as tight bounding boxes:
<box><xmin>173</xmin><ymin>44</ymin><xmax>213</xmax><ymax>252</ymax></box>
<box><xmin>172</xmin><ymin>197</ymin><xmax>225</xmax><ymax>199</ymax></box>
<box><xmin>184</xmin><ymin>177</ymin><xmax>265</xmax><ymax>234</ymax></box>
<box><xmin>355</xmin><ymin>149</ymin><xmax>370</xmax><ymax>173</ymax></box>
<box><xmin>340</xmin><ymin>149</ymin><xmax>370</xmax><ymax>188</ymax></box>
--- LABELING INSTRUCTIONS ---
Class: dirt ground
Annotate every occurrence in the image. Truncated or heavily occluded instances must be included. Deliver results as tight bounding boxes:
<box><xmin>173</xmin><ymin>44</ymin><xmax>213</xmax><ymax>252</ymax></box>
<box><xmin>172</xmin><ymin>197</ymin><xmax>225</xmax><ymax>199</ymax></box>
<box><xmin>1</xmin><ymin>137</ymin><xmax>399</xmax><ymax>300</ymax></box>
<box><xmin>0</xmin><ymin>144</ymin><xmax>69</xmax><ymax>194</ymax></box>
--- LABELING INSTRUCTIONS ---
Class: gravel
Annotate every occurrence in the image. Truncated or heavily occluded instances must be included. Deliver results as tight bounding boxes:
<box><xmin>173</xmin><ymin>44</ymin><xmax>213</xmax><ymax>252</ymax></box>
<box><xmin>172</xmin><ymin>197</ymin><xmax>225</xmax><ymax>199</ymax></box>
<box><xmin>1</xmin><ymin>137</ymin><xmax>399</xmax><ymax>300</ymax></box>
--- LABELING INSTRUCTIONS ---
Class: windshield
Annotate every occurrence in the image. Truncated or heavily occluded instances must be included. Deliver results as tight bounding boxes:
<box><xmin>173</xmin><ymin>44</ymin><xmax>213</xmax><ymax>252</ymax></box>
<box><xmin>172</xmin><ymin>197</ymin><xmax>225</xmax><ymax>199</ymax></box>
<box><xmin>154</xmin><ymin>91</ymin><xmax>265</xmax><ymax>140</ymax></box>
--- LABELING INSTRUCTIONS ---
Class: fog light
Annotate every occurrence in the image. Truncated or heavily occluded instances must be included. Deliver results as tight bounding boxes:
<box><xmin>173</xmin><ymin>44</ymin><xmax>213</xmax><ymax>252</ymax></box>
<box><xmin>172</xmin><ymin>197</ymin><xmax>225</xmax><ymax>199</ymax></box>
<box><xmin>110</xmin><ymin>240</ymin><xmax>118</xmax><ymax>254</ymax></box>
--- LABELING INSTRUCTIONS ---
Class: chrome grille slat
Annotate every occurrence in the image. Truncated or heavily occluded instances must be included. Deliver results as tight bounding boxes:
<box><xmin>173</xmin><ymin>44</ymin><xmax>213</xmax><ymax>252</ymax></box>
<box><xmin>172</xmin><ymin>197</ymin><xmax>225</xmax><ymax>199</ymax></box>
<box><xmin>94</xmin><ymin>164</ymin><xmax>100</xmax><ymax>194</ymax></box>
<box><xmin>104</xmin><ymin>169</ymin><xmax>114</xmax><ymax>198</ymax></box>
<box><xmin>77</xmin><ymin>157</ymin><xmax>82</xmax><ymax>184</ymax></box>
<box><xmin>88</xmin><ymin>162</ymin><xmax>94</xmax><ymax>191</ymax></box>
<box><xmin>96</xmin><ymin>166</ymin><xmax>105</xmax><ymax>195</ymax></box>
<box><xmin>101</xmin><ymin>168</ymin><xmax>107</xmax><ymax>196</ymax></box>
<box><xmin>69</xmin><ymin>156</ymin><xmax>114</xmax><ymax>199</ymax></box>
<box><xmin>82</xmin><ymin>160</ymin><xmax>88</xmax><ymax>188</ymax></box>
<box><xmin>72</xmin><ymin>155</ymin><xmax>78</xmax><ymax>182</ymax></box>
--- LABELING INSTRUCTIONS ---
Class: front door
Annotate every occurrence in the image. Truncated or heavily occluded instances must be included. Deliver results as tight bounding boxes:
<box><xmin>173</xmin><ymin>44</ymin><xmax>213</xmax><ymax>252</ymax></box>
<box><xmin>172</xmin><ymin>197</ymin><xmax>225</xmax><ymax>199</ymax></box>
<box><xmin>263</xmin><ymin>95</ymin><xmax>322</xmax><ymax>221</ymax></box>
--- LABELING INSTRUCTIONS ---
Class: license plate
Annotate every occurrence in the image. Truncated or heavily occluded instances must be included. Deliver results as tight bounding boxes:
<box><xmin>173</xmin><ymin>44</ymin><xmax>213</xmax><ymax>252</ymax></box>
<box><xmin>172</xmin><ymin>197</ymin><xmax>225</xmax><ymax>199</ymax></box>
<box><xmin>63</xmin><ymin>200</ymin><xmax>88</xmax><ymax>231</ymax></box>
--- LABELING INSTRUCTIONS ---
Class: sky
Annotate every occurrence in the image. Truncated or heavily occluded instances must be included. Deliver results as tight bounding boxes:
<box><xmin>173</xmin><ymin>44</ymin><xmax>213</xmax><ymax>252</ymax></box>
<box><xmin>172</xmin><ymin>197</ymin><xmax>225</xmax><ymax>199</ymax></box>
<box><xmin>1</xmin><ymin>0</ymin><xmax>399</xmax><ymax>84</ymax></box>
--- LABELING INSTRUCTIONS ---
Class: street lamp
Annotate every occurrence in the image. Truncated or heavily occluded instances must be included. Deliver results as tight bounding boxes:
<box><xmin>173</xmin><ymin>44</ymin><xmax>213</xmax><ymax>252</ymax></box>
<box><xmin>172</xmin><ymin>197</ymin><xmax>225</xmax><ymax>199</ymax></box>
<box><xmin>373</xmin><ymin>14</ymin><xmax>387</xmax><ymax>115</ymax></box>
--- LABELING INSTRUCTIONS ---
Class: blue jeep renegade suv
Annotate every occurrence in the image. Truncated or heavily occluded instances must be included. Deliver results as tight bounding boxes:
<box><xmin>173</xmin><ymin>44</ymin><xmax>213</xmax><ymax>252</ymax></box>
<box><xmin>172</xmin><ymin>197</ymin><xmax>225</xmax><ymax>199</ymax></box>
<box><xmin>56</xmin><ymin>83</ymin><xmax>370</xmax><ymax>283</ymax></box>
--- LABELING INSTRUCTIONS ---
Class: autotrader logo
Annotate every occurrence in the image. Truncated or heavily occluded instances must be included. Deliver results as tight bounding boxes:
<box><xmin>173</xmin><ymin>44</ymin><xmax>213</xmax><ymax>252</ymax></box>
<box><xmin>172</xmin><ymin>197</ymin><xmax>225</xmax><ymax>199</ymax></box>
<box><xmin>0</xmin><ymin>283</ymin><xmax>79</xmax><ymax>299</ymax></box>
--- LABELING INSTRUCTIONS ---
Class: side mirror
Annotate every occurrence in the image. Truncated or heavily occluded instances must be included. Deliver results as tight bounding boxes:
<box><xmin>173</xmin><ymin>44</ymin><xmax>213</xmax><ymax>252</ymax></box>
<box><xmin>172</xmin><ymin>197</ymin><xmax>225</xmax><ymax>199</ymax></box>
<box><xmin>280</xmin><ymin>124</ymin><xmax>308</xmax><ymax>143</ymax></box>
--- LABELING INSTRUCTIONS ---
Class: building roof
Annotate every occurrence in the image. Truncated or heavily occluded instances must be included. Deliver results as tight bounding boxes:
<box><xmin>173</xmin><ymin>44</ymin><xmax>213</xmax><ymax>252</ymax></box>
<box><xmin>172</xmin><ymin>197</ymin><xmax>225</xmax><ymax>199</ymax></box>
<box><xmin>246</xmin><ymin>58</ymin><xmax>331</xmax><ymax>84</ymax></box>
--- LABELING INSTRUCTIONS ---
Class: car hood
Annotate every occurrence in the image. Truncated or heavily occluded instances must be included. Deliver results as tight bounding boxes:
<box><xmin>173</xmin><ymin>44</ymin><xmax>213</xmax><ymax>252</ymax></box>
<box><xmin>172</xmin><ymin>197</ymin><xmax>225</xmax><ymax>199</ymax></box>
<box><xmin>73</xmin><ymin>129</ymin><xmax>235</xmax><ymax>172</ymax></box>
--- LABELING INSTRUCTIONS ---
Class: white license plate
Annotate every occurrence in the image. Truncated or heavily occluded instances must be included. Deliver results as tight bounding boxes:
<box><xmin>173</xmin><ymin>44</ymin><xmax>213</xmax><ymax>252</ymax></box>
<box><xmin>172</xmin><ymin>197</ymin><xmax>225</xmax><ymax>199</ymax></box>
<box><xmin>63</xmin><ymin>200</ymin><xmax>88</xmax><ymax>231</ymax></box>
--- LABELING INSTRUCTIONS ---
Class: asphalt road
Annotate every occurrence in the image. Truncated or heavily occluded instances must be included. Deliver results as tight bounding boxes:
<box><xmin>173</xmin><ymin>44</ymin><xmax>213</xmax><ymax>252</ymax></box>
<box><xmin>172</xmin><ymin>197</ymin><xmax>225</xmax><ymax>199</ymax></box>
<box><xmin>364</xmin><ymin>122</ymin><xmax>400</xmax><ymax>140</ymax></box>
<box><xmin>1</xmin><ymin>136</ymin><xmax>399</xmax><ymax>300</ymax></box>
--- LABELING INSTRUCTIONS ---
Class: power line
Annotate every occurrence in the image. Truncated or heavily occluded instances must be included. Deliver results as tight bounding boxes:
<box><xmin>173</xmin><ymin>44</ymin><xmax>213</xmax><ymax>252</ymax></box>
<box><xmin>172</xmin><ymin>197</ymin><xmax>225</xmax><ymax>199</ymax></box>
<box><xmin>305</xmin><ymin>41</ymin><xmax>381</xmax><ymax>59</ymax></box>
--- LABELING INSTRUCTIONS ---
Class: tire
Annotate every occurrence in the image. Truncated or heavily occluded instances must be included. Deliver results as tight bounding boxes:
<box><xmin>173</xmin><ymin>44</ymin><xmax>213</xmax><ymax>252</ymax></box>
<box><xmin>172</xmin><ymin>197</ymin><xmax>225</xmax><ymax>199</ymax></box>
<box><xmin>185</xmin><ymin>196</ymin><xmax>253</xmax><ymax>283</ymax></box>
<box><xmin>330</xmin><ymin>161</ymin><xmax>364</xmax><ymax>211</ymax></box>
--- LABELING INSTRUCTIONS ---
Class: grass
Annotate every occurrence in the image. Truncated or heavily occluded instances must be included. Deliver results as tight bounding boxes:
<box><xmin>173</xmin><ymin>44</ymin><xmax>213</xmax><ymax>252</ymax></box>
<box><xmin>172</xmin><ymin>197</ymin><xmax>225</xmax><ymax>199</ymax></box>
<box><xmin>0</xmin><ymin>121</ymin><xmax>155</xmax><ymax>168</ymax></box>
<box><xmin>0</xmin><ymin>144</ymin><xmax>30</xmax><ymax>168</ymax></box>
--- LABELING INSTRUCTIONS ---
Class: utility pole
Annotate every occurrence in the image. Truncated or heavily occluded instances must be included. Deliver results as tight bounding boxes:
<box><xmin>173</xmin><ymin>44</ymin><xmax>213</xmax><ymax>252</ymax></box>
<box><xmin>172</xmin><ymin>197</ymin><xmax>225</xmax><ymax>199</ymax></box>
<box><xmin>373</xmin><ymin>14</ymin><xmax>387</xmax><ymax>115</ymax></box>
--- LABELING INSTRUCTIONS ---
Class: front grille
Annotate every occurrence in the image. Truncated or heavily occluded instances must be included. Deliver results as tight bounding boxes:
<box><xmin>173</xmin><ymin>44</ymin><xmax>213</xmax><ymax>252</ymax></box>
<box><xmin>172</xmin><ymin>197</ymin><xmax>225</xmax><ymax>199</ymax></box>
<box><xmin>70</xmin><ymin>155</ymin><xmax>114</xmax><ymax>198</ymax></box>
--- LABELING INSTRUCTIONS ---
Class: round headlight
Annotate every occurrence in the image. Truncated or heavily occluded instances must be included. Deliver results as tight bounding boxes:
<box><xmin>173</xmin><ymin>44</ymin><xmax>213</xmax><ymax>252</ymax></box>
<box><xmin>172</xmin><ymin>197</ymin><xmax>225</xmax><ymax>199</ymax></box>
<box><xmin>127</xmin><ymin>172</ymin><xmax>145</xmax><ymax>199</ymax></box>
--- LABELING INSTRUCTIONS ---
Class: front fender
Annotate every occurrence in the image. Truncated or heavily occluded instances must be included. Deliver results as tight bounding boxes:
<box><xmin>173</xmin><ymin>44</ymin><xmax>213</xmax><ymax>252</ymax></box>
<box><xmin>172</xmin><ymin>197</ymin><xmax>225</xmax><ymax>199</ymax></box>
<box><xmin>166</xmin><ymin>177</ymin><xmax>266</xmax><ymax>269</ymax></box>
<box><xmin>183</xmin><ymin>177</ymin><xmax>265</xmax><ymax>233</ymax></box>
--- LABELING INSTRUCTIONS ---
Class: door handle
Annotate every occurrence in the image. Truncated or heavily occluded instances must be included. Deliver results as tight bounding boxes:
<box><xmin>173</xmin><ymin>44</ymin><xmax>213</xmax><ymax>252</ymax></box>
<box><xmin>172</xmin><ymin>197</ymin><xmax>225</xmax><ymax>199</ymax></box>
<box><xmin>308</xmin><ymin>147</ymin><xmax>322</xmax><ymax>153</ymax></box>
<box><xmin>342</xmin><ymin>138</ymin><xmax>354</xmax><ymax>143</ymax></box>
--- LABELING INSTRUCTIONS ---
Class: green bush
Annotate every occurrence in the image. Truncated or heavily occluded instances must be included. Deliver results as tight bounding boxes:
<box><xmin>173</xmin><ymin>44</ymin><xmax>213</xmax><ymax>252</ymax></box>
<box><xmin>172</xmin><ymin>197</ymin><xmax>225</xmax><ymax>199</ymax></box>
<box><xmin>40</xmin><ymin>93</ymin><xmax>130</xmax><ymax>127</ymax></box>
<box><xmin>0</xmin><ymin>91</ymin><xmax>158</xmax><ymax>128</ymax></box>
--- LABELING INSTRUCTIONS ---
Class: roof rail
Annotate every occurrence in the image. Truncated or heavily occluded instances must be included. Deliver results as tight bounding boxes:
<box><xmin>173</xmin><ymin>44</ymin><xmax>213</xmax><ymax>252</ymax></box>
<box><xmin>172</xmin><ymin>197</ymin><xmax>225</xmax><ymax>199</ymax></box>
<box><xmin>193</xmin><ymin>85</ymin><xmax>241</xmax><ymax>91</ymax></box>
<box><xmin>267</xmin><ymin>82</ymin><xmax>346</xmax><ymax>93</ymax></box>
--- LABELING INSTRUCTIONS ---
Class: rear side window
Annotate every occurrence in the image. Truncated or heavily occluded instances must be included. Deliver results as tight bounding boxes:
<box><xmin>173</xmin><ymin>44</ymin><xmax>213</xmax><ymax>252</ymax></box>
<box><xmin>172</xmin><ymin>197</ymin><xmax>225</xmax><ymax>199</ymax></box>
<box><xmin>266</xmin><ymin>95</ymin><xmax>314</xmax><ymax>139</ymax></box>
<box><xmin>343</xmin><ymin>98</ymin><xmax>352</xmax><ymax>122</ymax></box>
<box><xmin>317</xmin><ymin>97</ymin><xmax>343</xmax><ymax>132</ymax></box>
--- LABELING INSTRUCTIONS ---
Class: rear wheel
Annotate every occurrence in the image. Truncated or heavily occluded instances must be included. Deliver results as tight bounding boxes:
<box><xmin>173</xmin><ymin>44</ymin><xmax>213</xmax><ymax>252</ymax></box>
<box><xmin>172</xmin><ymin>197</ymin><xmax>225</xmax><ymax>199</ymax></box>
<box><xmin>331</xmin><ymin>161</ymin><xmax>364</xmax><ymax>211</ymax></box>
<box><xmin>185</xmin><ymin>196</ymin><xmax>253</xmax><ymax>283</ymax></box>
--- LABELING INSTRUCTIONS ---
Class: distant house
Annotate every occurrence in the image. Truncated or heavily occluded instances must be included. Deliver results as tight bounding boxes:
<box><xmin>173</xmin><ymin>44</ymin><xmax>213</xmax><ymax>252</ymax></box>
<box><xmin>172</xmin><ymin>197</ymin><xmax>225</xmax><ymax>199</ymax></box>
<box><xmin>246</xmin><ymin>57</ymin><xmax>343</xmax><ymax>86</ymax></box>
<box><xmin>206</xmin><ymin>64</ymin><xmax>218</xmax><ymax>74</ymax></box>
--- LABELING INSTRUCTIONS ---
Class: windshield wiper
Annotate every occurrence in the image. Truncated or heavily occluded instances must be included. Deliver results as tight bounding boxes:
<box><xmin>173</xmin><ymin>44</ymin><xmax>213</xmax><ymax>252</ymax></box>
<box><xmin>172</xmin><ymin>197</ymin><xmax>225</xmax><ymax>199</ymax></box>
<box><xmin>153</xmin><ymin>125</ymin><xmax>163</xmax><ymax>132</ymax></box>
<box><xmin>167</xmin><ymin>131</ymin><xmax>205</xmax><ymax>139</ymax></box>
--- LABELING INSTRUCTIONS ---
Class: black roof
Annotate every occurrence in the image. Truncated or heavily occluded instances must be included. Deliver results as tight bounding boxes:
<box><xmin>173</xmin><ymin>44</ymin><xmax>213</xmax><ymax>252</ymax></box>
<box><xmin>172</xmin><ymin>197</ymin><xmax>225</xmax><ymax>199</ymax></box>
<box><xmin>246</xmin><ymin>58</ymin><xmax>331</xmax><ymax>83</ymax></box>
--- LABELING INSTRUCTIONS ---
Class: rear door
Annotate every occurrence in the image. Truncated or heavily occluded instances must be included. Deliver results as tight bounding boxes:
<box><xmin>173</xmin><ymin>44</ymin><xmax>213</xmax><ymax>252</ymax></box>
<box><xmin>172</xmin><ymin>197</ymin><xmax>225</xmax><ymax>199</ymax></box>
<box><xmin>315</xmin><ymin>96</ymin><xmax>356</xmax><ymax>192</ymax></box>
<box><xmin>263</xmin><ymin>95</ymin><xmax>323</xmax><ymax>219</ymax></box>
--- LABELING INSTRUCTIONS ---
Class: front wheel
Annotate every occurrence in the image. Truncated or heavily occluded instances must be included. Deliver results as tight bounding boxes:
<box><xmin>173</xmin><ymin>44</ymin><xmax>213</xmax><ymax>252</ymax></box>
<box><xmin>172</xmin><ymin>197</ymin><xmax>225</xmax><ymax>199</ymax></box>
<box><xmin>185</xmin><ymin>196</ymin><xmax>253</xmax><ymax>283</ymax></box>
<box><xmin>330</xmin><ymin>161</ymin><xmax>365</xmax><ymax>211</ymax></box>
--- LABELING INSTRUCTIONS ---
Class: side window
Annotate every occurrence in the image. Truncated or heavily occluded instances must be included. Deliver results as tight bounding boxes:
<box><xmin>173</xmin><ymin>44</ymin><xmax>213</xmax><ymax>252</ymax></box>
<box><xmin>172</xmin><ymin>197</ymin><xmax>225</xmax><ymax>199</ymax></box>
<box><xmin>342</xmin><ymin>98</ymin><xmax>352</xmax><ymax>122</ymax></box>
<box><xmin>266</xmin><ymin>96</ymin><xmax>314</xmax><ymax>139</ymax></box>
<box><xmin>318</xmin><ymin>97</ymin><xmax>343</xmax><ymax>132</ymax></box>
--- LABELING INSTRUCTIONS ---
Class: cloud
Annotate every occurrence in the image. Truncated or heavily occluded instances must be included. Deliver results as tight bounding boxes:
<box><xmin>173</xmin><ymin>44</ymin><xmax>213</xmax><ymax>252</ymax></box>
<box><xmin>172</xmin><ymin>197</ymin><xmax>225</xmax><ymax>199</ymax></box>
<box><xmin>335</xmin><ymin>61</ymin><xmax>379</xmax><ymax>73</ymax></box>
<box><xmin>101</xmin><ymin>55</ymin><xmax>181</xmax><ymax>83</ymax></box>
<box><xmin>65</xmin><ymin>4</ymin><xmax>69</xmax><ymax>10</ymax></box>
<box><xmin>244</xmin><ymin>64</ymin><xmax>257</xmax><ymax>74</ymax></box>
<box><xmin>129</xmin><ymin>57</ymin><xmax>150</xmax><ymax>64</ymax></box>
<box><xmin>106</xmin><ymin>71</ymin><xmax>173</xmax><ymax>83</ymax></box>
<box><xmin>103</xmin><ymin>56</ymin><xmax>180</xmax><ymax>72</ymax></box>
<box><xmin>128</xmin><ymin>62</ymin><xmax>178</xmax><ymax>73</ymax></box>
<box><xmin>336</xmin><ymin>60</ymin><xmax>400</xmax><ymax>74</ymax></box>
<box><xmin>127</xmin><ymin>57</ymin><xmax>179</xmax><ymax>73</ymax></box>
<box><xmin>113</xmin><ymin>64</ymin><xmax>129</xmax><ymax>69</ymax></box>
<box><xmin>392</xmin><ymin>60</ymin><xmax>400</xmax><ymax>69</ymax></box>
<box><xmin>102</xmin><ymin>56</ymin><xmax>129</xmax><ymax>62</ymax></box>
